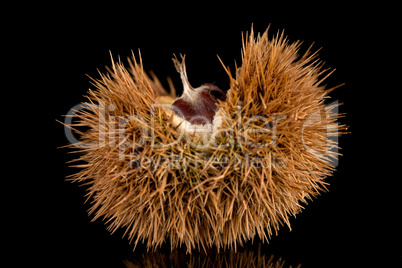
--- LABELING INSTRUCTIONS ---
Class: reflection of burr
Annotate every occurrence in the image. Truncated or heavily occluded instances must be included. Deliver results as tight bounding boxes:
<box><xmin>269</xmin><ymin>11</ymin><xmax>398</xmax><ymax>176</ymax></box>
<box><xmin>65</xmin><ymin>27</ymin><xmax>345</xmax><ymax>252</ymax></box>
<box><xmin>124</xmin><ymin>244</ymin><xmax>301</xmax><ymax>268</ymax></box>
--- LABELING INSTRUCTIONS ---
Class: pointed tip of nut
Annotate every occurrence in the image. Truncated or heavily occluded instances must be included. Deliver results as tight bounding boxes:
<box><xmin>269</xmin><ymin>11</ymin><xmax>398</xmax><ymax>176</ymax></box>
<box><xmin>172</xmin><ymin>54</ymin><xmax>194</xmax><ymax>98</ymax></box>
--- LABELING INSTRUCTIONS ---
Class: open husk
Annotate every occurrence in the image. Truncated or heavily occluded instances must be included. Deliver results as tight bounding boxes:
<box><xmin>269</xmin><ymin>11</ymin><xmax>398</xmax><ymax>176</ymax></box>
<box><xmin>66</xmin><ymin>28</ymin><xmax>345</xmax><ymax>252</ymax></box>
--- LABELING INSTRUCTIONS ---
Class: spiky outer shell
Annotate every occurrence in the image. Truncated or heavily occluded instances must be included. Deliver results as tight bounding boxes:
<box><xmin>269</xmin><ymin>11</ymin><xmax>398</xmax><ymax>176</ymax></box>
<box><xmin>68</xmin><ymin>28</ymin><xmax>344</xmax><ymax>252</ymax></box>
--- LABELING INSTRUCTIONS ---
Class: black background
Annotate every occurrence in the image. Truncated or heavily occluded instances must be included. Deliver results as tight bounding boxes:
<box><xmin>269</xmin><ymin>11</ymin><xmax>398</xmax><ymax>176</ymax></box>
<box><xmin>23</xmin><ymin>3</ymin><xmax>397</xmax><ymax>267</ymax></box>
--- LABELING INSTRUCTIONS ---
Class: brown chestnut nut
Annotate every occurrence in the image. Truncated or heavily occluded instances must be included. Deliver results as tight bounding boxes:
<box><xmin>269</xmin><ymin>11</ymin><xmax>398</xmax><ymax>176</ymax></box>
<box><xmin>172</xmin><ymin>83</ymin><xmax>226</xmax><ymax>125</ymax></box>
<box><xmin>171</xmin><ymin>56</ymin><xmax>226</xmax><ymax>125</ymax></box>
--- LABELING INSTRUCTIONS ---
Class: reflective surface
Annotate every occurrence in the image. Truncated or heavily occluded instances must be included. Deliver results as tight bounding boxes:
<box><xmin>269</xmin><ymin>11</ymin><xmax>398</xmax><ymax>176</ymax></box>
<box><xmin>123</xmin><ymin>243</ymin><xmax>301</xmax><ymax>267</ymax></box>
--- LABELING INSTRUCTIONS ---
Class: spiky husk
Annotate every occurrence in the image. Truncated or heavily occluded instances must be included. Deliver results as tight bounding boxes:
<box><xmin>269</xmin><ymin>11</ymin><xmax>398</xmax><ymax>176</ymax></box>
<box><xmin>67</xmin><ymin>28</ymin><xmax>344</xmax><ymax>252</ymax></box>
